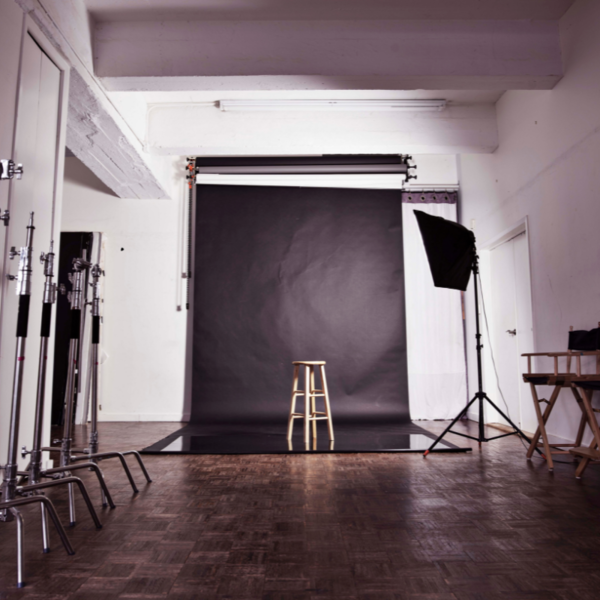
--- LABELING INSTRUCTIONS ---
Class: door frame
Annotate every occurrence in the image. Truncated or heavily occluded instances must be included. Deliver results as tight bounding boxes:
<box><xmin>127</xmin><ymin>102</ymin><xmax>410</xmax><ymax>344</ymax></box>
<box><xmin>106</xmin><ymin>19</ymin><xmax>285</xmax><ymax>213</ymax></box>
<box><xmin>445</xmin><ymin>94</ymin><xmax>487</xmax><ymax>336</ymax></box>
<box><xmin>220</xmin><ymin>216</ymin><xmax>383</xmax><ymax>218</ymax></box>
<box><xmin>0</xmin><ymin>13</ymin><xmax>71</xmax><ymax>468</ymax></box>
<box><xmin>478</xmin><ymin>216</ymin><xmax>536</xmax><ymax>430</ymax></box>
<box><xmin>0</xmin><ymin>14</ymin><xmax>70</xmax><ymax>320</ymax></box>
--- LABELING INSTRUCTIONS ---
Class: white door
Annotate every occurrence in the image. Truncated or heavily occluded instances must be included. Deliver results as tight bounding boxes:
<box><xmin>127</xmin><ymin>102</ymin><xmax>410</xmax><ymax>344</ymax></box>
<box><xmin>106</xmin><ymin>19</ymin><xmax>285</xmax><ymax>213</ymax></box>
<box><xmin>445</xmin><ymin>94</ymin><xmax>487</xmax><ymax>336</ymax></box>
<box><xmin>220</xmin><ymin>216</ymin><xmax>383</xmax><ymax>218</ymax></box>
<box><xmin>0</xmin><ymin>33</ymin><xmax>62</xmax><ymax>467</ymax></box>
<box><xmin>487</xmin><ymin>230</ymin><xmax>534</xmax><ymax>430</ymax></box>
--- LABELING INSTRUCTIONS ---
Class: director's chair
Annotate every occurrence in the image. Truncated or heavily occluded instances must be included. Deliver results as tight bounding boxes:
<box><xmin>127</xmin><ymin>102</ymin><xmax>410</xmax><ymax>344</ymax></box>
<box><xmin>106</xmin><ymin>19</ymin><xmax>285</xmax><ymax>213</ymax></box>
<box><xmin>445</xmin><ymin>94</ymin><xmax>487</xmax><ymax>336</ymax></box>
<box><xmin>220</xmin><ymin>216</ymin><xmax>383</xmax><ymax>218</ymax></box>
<box><xmin>522</xmin><ymin>326</ymin><xmax>600</xmax><ymax>471</ymax></box>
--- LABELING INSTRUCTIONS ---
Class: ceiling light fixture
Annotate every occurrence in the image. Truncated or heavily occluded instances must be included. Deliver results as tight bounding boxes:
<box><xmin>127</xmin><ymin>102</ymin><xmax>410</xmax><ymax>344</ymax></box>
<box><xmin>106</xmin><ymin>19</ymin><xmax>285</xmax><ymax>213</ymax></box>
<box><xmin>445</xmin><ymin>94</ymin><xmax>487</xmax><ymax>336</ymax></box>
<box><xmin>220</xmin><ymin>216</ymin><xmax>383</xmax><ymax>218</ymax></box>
<box><xmin>219</xmin><ymin>99</ymin><xmax>447</xmax><ymax>112</ymax></box>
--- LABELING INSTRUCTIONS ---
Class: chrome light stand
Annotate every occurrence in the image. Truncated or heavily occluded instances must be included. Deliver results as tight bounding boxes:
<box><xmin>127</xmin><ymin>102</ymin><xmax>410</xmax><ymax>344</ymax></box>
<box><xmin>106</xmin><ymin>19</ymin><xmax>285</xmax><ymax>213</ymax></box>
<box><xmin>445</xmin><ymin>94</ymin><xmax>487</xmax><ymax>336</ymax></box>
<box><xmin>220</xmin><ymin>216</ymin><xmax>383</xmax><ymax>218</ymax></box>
<box><xmin>69</xmin><ymin>264</ymin><xmax>152</xmax><ymax>499</ymax></box>
<box><xmin>46</xmin><ymin>257</ymin><xmax>148</xmax><ymax>517</ymax></box>
<box><xmin>20</xmin><ymin>244</ymin><xmax>113</xmax><ymax>527</ymax></box>
<box><xmin>39</xmin><ymin>256</ymin><xmax>117</xmax><ymax>526</ymax></box>
<box><xmin>0</xmin><ymin>215</ymin><xmax>74</xmax><ymax>588</ymax></box>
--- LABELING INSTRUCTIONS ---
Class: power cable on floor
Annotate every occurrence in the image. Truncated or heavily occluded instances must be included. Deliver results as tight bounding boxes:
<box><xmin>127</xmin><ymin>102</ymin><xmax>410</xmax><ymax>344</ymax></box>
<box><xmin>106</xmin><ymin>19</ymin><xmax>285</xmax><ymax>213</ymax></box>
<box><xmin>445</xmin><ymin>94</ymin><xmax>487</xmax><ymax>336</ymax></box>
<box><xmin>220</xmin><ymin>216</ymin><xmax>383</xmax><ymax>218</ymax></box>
<box><xmin>477</xmin><ymin>272</ymin><xmax>556</xmax><ymax>457</ymax></box>
<box><xmin>478</xmin><ymin>273</ymin><xmax>574</xmax><ymax>464</ymax></box>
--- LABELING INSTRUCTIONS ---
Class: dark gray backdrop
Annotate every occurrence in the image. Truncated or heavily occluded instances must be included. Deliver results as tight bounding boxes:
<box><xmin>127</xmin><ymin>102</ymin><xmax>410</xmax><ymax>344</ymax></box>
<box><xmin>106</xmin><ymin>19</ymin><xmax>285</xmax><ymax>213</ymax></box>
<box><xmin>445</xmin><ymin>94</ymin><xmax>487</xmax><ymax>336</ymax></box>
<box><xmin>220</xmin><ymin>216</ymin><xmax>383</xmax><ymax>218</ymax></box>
<box><xmin>191</xmin><ymin>184</ymin><xmax>410</xmax><ymax>424</ymax></box>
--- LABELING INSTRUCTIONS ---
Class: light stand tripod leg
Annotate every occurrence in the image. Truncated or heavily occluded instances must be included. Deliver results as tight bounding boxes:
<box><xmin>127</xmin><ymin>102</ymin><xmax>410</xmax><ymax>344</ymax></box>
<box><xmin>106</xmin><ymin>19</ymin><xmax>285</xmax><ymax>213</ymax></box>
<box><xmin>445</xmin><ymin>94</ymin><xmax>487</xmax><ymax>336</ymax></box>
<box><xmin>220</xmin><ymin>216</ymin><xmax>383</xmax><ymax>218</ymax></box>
<box><xmin>424</xmin><ymin>395</ymin><xmax>478</xmax><ymax>456</ymax></box>
<box><xmin>1</xmin><ymin>496</ymin><xmax>75</xmax><ymax>587</ymax></box>
<box><xmin>483</xmin><ymin>394</ymin><xmax>534</xmax><ymax>447</ymax></box>
<box><xmin>422</xmin><ymin>254</ymin><xmax>541</xmax><ymax>456</ymax></box>
<box><xmin>39</xmin><ymin>497</ymin><xmax>75</xmax><ymax>556</ymax></box>
<box><xmin>10</xmin><ymin>507</ymin><xmax>24</xmax><ymax>588</ymax></box>
<box><xmin>122</xmin><ymin>451</ymin><xmax>153</xmax><ymax>483</ymax></box>
<box><xmin>72</xmin><ymin>452</ymin><xmax>138</xmax><ymax>493</ymax></box>
<box><xmin>40</xmin><ymin>502</ymin><xmax>50</xmax><ymax>552</ymax></box>
<box><xmin>42</xmin><ymin>462</ymin><xmax>116</xmax><ymax>509</ymax></box>
<box><xmin>81</xmin><ymin>266</ymin><xmax>153</xmax><ymax>490</ymax></box>
<box><xmin>68</xmin><ymin>482</ymin><xmax>76</xmax><ymax>526</ymax></box>
<box><xmin>21</xmin><ymin>477</ymin><xmax>103</xmax><ymax>529</ymax></box>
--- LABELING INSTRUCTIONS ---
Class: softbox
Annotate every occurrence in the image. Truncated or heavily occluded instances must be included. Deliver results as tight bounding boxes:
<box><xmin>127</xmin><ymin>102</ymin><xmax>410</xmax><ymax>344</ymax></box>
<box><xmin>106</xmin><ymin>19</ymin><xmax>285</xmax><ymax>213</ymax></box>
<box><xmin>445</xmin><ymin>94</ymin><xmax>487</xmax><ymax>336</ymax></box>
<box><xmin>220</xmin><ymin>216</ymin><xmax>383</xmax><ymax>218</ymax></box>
<box><xmin>414</xmin><ymin>210</ymin><xmax>476</xmax><ymax>292</ymax></box>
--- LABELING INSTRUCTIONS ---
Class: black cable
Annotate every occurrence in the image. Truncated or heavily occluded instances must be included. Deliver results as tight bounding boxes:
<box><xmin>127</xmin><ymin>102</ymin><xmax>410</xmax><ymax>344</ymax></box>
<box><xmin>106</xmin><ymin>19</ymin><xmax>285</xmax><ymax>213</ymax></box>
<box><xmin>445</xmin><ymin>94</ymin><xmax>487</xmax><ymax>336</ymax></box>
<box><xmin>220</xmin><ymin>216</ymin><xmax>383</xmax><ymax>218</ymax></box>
<box><xmin>478</xmin><ymin>272</ymin><xmax>574</xmax><ymax>463</ymax></box>
<box><xmin>477</xmin><ymin>272</ymin><xmax>531</xmax><ymax>453</ymax></box>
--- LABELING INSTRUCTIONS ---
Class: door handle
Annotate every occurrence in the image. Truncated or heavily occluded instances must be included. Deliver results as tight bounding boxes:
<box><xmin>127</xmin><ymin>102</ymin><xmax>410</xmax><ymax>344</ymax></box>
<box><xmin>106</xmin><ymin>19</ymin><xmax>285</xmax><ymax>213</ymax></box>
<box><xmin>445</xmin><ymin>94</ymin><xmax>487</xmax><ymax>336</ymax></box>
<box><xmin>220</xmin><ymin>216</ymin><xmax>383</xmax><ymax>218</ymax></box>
<box><xmin>506</xmin><ymin>329</ymin><xmax>517</xmax><ymax>336</ymax></box>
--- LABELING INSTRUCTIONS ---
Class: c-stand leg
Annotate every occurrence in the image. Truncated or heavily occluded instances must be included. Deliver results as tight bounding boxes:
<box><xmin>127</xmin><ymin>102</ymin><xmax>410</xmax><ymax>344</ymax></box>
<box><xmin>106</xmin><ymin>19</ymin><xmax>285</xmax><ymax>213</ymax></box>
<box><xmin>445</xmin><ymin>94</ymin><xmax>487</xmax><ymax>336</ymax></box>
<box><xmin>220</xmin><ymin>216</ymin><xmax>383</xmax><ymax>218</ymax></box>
<box><xmin>70</xmin><ymin>264</ymin><xmax>152</xmax><ymax>499</ymax></box>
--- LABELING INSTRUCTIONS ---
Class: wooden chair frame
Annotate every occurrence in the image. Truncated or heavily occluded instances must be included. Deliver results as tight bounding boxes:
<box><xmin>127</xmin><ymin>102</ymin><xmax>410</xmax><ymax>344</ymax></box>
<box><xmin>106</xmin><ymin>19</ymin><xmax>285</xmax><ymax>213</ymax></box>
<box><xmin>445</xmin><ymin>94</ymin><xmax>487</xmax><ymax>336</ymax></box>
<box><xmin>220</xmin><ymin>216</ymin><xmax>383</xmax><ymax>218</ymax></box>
<box><xmin>569</xmin><ymin>385</ymin><xmax>600</xmax><ymax>478</ymax></box>
<box><xmin>522</xmin><ymin>338</ymin><xmax>600</xmax><ymax>471</ymax></box>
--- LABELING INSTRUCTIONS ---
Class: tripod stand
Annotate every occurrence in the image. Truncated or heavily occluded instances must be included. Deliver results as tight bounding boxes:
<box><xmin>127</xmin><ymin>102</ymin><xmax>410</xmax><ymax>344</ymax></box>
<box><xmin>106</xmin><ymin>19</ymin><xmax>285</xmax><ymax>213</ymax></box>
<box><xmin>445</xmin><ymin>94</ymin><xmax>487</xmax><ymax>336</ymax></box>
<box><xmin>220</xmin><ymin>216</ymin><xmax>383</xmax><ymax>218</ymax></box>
<box><xmin>20</xmin><ymin>244</ymin><xmax>114</xmax><ymax>527</ymax></box>
<box><xmin>69</xmin><ymin>264</ymin><xmax>152</xmax><ymax>502</ymax></box>
<box><xmin>45</xmin><ymin>257</ymin><xmax>148</xmax><ymax>521</ymax></box>
<box><xmin>424</xmin><ymin>254</ymin><xmax>534</xmax><ymax>455</ymax></box>
<box><xmin>0</xmin><ymin>216</ymin><xmax>78</xmax><ymax>587</ymax></box>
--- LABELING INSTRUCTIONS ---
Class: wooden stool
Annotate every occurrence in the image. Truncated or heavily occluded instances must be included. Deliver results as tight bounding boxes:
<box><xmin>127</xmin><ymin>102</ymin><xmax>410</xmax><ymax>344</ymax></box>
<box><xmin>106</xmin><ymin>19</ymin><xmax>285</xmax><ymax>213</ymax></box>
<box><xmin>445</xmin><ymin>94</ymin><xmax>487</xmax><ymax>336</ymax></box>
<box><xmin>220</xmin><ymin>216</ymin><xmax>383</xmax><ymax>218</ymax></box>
<box><xmin>287</xmin><ymin>361</ymin><xmax>334</xmax><ymax>446</ymax></box>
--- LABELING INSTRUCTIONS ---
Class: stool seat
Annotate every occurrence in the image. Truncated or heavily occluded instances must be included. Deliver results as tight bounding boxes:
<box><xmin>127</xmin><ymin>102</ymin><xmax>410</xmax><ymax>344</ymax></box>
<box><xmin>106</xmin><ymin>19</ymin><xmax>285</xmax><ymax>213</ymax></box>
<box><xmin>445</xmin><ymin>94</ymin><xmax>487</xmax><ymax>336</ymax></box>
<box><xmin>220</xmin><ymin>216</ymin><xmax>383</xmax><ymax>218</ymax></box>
<box><xmin>292</xmin><ymin>361</ymin><xmax>326</xmax><ymax>365</ymax></box>
<box><xmin>287</xmin><ymin>362</ymin><xmax>334</xmax><ymax>446</ymax></box>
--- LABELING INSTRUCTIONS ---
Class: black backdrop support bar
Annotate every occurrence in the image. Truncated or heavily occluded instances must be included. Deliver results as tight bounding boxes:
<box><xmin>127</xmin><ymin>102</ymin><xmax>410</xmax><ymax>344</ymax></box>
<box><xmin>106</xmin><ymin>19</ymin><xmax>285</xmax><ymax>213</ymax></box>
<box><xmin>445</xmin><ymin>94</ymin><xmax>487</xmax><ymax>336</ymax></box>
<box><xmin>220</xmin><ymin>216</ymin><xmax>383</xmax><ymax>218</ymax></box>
<box><xmin>424</xmin><ymin>255</ymin><xmax>539</xmax><ymax>455</ymax></box>
<box><xmin>185</xmin><ymin>158</ymin><xmax>195</xmax><ymax>310</ymax></box>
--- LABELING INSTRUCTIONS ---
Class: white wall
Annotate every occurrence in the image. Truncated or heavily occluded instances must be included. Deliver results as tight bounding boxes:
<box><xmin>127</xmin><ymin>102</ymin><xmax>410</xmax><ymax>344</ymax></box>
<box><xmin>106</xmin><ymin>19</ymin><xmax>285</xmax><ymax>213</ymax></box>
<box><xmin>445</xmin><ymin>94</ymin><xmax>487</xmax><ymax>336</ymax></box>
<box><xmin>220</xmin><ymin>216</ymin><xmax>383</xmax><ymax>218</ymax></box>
<box><xmin>61</xmin><ymin>156</ymin><xmax>188</xmax><ymax>421</ymax></box>
<box><xmin>0</xmin><ymin>0</ymin><xmax>22</xmax><ymax>249</ymax></box>
<box><xmin>459</xmin><ymin>0</ymin><xmax>600</xmax><ymax>441</ymax></box>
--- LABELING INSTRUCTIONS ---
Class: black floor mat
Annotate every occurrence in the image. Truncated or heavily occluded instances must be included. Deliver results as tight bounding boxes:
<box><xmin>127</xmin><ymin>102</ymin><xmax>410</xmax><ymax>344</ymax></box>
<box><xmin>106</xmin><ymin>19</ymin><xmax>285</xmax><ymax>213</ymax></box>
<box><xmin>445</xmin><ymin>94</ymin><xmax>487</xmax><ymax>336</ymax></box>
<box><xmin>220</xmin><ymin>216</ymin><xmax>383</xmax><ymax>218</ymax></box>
<box><xmin>141</xmin><ymin>422</ymin><xmax>469</xmax><ymax>455</ymax></box>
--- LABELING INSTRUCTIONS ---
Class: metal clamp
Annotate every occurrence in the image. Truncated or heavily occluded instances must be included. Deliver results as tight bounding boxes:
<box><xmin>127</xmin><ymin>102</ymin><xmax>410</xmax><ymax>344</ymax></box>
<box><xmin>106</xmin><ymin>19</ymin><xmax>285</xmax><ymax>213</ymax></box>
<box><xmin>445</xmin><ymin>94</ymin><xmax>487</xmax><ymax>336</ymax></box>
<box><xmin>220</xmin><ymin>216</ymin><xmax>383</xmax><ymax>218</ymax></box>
<box><xmin>0</xmin><ymin>159</ymin><xmax>23</xmax><ymax>181</ymax></box>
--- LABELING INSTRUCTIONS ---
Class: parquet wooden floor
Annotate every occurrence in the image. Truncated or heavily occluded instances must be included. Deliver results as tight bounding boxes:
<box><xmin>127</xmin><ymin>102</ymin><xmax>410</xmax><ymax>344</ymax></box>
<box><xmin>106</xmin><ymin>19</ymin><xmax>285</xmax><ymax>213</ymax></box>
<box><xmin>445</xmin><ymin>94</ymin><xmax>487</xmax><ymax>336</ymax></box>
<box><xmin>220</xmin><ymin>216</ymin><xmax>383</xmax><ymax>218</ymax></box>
<box><xmin>1</xmin><ymin>420</ymin><xmax>600</xmax><ymax>599</ymax></box>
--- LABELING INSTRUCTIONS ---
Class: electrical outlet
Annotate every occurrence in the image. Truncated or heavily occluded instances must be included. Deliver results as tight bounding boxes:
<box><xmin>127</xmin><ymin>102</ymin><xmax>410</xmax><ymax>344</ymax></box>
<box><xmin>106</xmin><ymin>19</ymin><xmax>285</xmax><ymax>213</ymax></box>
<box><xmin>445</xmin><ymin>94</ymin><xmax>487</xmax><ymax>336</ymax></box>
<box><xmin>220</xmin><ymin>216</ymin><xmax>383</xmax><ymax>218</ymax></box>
<box><xmin>44</xmin><ymin>459</ymin><xmax>54</xmax><ymax>470</ymax></box>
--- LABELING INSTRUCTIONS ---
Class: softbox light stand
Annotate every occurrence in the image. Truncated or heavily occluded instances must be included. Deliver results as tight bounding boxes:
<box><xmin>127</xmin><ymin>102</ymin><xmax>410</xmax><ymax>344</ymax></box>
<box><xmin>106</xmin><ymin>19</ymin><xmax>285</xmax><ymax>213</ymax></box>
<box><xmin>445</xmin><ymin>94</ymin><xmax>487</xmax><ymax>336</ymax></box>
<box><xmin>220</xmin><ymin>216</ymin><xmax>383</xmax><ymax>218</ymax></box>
<box><xmin>413</xmin><ymin>210</ymin><xmax>535</xmax><ymax>455</ymax></box>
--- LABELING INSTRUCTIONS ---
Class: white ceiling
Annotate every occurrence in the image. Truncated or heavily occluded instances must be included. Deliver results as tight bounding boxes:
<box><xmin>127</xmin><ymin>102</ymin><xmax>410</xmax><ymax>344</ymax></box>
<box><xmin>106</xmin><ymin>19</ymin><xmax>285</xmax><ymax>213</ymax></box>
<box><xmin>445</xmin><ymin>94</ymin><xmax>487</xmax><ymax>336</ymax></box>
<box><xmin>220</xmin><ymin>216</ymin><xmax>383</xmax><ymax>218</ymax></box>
<box><xmin>85</xmin><ymin>0</ymin><xmax>575</xmax><ymax>22</ymax></box>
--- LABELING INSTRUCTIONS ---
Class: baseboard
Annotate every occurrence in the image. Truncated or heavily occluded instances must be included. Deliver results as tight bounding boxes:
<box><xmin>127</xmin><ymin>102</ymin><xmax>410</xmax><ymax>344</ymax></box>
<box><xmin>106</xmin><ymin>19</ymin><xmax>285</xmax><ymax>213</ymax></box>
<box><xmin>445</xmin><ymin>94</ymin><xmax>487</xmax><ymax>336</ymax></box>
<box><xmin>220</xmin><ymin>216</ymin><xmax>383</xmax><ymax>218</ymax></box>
<box><xmin>99</xmin><ymin>413</ymin><xmax>190</xmax><ymax>422</ymax></box>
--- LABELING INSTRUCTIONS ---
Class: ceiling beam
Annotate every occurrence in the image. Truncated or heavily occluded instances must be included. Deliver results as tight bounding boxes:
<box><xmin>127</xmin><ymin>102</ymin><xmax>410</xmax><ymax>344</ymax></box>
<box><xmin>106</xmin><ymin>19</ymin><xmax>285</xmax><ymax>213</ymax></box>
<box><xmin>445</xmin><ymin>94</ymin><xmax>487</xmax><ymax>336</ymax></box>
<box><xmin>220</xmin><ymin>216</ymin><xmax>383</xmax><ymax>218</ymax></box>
<box><xmin>96</xmin><ymin>19</ymin><xmax>563</xmax><ymax>92</ymax></box>
<box><xmin>14</xmin><ymin>0</ymin><xmax>170</xmax><ymax>199</ymax></box>
<box><xmin>146</xmin><ymin>103</ymin><xmax>498</xmax><ymax>156</ymax></box>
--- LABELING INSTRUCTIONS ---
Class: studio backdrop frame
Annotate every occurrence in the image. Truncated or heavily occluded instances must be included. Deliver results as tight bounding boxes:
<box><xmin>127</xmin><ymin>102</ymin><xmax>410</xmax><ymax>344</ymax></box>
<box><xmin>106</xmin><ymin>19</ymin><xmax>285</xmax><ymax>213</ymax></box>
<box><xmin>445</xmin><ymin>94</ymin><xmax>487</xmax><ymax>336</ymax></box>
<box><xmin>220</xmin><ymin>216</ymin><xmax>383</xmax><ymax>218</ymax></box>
<box><xmin>179</xmin><ymin>156</ymin><xmax>467</xmax><ymax>429</ymax></box>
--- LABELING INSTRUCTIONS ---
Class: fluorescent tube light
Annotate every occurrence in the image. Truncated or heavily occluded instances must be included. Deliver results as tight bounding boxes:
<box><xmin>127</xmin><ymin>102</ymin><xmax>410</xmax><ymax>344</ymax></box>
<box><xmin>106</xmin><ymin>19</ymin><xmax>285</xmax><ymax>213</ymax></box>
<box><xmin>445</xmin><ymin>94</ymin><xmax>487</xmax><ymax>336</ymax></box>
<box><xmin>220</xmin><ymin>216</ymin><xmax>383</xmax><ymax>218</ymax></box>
<box><xmin>219</xmin><ymin>99</ymin><xmax>447</xmax><ymax>112</ymax></box>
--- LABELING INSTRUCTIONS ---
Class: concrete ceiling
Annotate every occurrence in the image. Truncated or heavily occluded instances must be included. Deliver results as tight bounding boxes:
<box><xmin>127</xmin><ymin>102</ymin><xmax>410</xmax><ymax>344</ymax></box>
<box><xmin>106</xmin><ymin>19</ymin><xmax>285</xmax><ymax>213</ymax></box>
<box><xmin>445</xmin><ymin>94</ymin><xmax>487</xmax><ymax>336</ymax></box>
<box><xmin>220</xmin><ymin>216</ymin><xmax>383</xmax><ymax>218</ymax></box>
<box><xmin>84</xmin><ymin>0</ymin><xmax>576</xmax><ymax>22</ymax></box>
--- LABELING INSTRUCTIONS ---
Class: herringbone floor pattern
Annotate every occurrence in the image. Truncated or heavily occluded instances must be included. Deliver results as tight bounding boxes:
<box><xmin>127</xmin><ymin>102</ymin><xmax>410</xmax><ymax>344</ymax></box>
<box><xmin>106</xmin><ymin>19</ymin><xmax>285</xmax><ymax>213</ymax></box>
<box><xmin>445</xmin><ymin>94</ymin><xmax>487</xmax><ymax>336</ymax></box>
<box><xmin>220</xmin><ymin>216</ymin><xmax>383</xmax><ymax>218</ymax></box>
<box><xmin>1</xmin><ymin>420</ymin><xmax>599</xmax><ymax>599</ymax></box>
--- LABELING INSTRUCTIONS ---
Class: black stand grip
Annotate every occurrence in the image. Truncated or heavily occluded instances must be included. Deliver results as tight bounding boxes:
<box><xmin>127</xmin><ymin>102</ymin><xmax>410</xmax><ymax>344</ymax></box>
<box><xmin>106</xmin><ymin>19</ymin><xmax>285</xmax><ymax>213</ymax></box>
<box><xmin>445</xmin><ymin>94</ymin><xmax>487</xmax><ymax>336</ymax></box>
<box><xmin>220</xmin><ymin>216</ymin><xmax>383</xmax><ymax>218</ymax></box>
<box><xmin>16</xmin><ymin>295</ymin><xmax>31</xmax><ymax>338</ymax></box>
<box><xmin>92</xmin><ymin>315</ymin><xmax>100</xmax><ymax>344</ymax></box>
<box><xmin>70</xmin><ymin>309</ymin><xmax>81</xmax><ymax>340</ymax></box>
<box><xmin>40</xmin><ymin>302</ymin><xmax>52</xmax><ymax>338</ymax></box>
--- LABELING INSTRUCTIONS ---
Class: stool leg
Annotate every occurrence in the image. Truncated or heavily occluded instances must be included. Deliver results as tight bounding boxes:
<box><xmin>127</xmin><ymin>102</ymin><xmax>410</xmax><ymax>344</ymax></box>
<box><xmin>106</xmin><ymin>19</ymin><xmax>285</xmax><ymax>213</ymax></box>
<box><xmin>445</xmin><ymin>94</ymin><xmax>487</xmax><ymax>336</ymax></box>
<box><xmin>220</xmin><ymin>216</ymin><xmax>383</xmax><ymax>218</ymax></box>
<box><xmin>320</xmin><ymin>365</ymin><xmax>334</xmax><ymax>441</ymax></box>
<box><xmin>287</xmin><ymin>365</ymin><xmax>300</xmax><ymax>440</ymax></box>
<box><xmin>310</xmin><ymin>367</ymin><xmax>317</xmax><ymax>442</ymax></box>
<box><xmin>304</xmin><ymin>366</ymin><xmax>310</xmax><ymax>447</ymax></box>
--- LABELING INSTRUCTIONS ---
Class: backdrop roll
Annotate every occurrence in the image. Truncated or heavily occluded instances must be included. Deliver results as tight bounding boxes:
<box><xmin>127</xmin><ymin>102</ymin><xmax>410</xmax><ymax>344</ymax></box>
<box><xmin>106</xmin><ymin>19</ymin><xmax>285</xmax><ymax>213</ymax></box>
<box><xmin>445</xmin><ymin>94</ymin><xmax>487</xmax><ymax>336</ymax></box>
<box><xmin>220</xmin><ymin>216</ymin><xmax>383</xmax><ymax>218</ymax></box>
<box><xmin>192</xmin><ymin>185</ymin><xmax>410</xmax><ymax>425</ymax></box>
